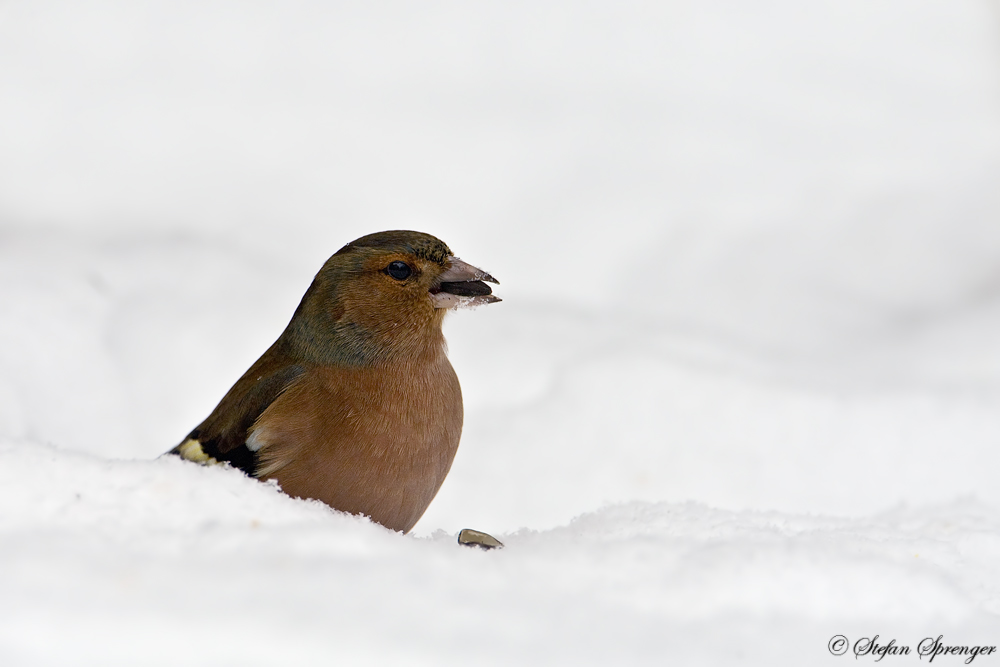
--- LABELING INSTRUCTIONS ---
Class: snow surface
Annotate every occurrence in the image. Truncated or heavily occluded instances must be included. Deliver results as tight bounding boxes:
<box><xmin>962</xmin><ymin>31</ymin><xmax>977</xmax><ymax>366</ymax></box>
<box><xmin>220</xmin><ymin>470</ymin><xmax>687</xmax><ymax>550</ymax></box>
<box><xmin>3</xmin><ymin>0</ymin><xmax>1000</xmax><ymax>664</ymax></box>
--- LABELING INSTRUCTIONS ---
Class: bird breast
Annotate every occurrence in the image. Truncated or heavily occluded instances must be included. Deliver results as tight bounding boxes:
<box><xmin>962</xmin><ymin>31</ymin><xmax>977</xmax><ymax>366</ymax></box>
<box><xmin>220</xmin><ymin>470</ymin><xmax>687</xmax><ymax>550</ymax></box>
<box><xmin>248</xmin><ymin>353</ymin><xmax>463</xmax><ymax>533</ymax></box>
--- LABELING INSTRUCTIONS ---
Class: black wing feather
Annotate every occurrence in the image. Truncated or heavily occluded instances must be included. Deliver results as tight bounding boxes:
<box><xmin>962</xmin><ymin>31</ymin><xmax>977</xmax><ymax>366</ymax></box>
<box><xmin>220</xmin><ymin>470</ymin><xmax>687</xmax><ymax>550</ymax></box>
<box><xmin>167</xmin><ymin>348</ymin><xmax>305</xmax><ymax>476</ymax></box>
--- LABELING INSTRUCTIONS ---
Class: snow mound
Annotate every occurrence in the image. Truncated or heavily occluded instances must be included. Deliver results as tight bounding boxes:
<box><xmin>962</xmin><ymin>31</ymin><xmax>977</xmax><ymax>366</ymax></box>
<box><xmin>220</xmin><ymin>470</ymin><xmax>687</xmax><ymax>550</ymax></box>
<box><xmin>2</xmin><ymin>439</ymin><xmax>998</xmax><ymax>665</ymax></box>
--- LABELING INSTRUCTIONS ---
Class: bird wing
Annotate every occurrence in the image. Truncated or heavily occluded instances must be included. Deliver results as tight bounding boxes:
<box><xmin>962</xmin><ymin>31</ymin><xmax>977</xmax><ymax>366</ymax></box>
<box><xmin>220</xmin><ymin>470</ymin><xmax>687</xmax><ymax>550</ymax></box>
<box><xmin>167</xmin><ymin>344</ymin><xmax>306</xmax><ymax>476</ymax></box>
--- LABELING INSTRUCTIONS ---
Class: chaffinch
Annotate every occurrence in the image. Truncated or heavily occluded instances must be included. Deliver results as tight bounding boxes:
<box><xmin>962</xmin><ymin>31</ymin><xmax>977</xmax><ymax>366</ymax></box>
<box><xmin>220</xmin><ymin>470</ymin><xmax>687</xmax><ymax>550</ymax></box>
<box><xmin>167</xmin><ymin>230</ymin><xmax>499</xmax><ymax>533</ymax></box>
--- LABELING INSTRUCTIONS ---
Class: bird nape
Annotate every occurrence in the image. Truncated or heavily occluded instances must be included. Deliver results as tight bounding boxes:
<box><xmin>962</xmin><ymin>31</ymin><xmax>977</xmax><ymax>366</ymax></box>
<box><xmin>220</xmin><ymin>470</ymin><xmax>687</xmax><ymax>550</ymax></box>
<box><xmin>165</xmin><ymin>230</ymin><xmax>500</xmax><ymax>533</ymax></box>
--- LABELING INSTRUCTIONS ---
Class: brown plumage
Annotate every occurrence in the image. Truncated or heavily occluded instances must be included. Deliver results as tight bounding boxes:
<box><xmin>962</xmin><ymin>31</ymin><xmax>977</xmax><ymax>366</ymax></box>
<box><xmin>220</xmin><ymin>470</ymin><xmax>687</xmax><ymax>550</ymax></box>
<box><xmin>167</xmin><ymin>230</ymin><xmax>499</xmax><ymax>533</ymax></box>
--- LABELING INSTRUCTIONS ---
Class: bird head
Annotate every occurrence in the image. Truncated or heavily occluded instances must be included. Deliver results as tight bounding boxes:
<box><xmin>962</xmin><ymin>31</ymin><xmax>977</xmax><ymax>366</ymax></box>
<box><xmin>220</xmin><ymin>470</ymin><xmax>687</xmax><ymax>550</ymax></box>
<box><xmin>282</xmin><ymin>231</ymin><xmax>500</xmax><ymax>366</ymax></box>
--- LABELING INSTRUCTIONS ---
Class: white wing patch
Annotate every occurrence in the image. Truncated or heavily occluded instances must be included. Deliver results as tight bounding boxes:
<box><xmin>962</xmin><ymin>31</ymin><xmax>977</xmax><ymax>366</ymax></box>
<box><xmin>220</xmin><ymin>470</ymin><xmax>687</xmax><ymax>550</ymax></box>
<box><xmin>245</xmin><ymin>428</ymin><xmax>267</xmax><ymax>452</ymax></box>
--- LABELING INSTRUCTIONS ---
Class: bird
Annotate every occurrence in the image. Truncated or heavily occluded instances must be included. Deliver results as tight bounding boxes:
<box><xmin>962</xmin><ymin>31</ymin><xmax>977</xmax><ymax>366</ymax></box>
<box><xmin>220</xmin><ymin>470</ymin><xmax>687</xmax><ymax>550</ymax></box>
<box><xmin>166</xmin><ymin>230</ymin><xmax>500</xmax><ymax>533</ymax></box>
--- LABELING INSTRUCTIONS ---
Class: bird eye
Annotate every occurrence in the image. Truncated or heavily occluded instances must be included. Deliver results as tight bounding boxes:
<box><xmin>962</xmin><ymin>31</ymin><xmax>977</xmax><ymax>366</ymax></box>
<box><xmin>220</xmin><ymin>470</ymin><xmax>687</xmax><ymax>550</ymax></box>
<box><xmin>386</xmin><ymin>261</ymin><xmax>412</xmax><ymax>280</ymax></box>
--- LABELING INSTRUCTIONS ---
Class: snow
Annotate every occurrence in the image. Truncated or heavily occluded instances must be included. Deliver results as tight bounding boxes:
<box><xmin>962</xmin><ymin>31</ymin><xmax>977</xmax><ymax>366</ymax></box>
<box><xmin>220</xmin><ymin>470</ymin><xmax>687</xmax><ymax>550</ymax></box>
<box><xmin>3</xmin><ymin>0</ymin><xmax>1000</xmax><ymax>664</ymax></box>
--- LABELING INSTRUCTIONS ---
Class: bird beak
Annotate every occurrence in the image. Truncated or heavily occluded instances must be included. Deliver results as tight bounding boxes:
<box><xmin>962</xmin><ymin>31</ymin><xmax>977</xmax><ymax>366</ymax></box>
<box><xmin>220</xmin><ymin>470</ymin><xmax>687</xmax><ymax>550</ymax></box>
<box><xmin>430</xmin><ymin>257</ymin><xmax>501</xmax><ymax>309</ymax></box>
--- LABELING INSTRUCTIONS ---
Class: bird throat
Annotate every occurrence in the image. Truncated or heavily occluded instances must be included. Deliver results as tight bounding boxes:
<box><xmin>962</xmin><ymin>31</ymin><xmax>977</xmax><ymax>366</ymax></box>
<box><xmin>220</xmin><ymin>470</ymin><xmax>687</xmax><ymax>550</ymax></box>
<box><xmin>282</xmin><ymin>310</ymin><xmax>447</xmax><ymax>368</ymax></box>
